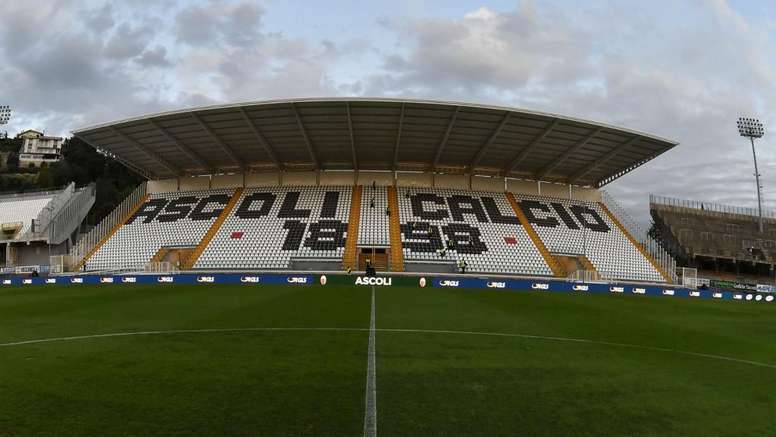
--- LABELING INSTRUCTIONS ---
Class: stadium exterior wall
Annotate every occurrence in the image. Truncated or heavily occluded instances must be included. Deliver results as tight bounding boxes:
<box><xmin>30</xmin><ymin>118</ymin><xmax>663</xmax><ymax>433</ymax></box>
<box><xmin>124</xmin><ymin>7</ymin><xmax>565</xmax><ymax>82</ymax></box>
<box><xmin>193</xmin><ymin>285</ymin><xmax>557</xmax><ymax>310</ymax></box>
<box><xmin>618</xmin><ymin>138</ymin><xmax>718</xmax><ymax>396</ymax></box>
<box><xmin>396</xmin><ymin>172</ymin><xmax>433</xmax><ymax>188</ymax></box>
<box><xmin>507</xmin><ymin>179</ymin><xmax>539</xmax><ymax>195</ymax></box>
<box><xmin>145</xmin><ymin>170</ymin><xmax>601</xmax><ymax>201</ymax></box>
<box><xmin>246</xmin><ymin>172</ymin><xmax>280</xmax><ymax>187</ymax></box>
<box><xmin>320</xmin><ymin>171</ymin><xmax>356</xmax><ymax>186</ymax></box>
<box><xmin>179</xmin><ymin>176</ymin><xmax>210</xmax><ymax>191</ymax></box>
<box><xmin>357</xmin><ymin>171</ymin><xmax>394</xmax><ymax>187</ymax></box>
<box><xmin>147</xmin><ymin>178</ymin><xmax>178</xmax><ymax>193</ymax></box>
<box><xmin>433</xmin><ymin>174</ymin><xmax>469</xmax><ymax>190</ymax></box>
<box><xmin>471</xmin><ymin>176</ymin><xmax>505</xmax><ymax>193</ymax></box>
<box><xmin>212</xmin><ymin>174</ymin><xmax>244</xmax><ymax>189</ymax></box>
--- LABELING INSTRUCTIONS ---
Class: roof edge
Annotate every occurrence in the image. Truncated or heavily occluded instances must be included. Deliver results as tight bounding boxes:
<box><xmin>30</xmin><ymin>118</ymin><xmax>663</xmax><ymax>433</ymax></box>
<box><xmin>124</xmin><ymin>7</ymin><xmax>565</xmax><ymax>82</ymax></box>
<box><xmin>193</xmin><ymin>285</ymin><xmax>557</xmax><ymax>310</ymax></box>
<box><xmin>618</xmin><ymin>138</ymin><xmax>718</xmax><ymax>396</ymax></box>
<box><xmin>71</xmin><ymin>97</ymin><xmax>680</xmax><ymax>146</ymax></box>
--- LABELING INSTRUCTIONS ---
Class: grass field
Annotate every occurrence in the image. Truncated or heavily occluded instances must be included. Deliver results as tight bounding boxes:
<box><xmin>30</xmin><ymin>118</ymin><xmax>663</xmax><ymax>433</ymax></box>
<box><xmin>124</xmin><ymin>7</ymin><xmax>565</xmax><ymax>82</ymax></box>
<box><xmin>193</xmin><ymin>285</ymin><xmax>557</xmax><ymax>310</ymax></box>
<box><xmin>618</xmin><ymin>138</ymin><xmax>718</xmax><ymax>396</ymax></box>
<box><xmin>1</xmin><ymin>283</ymin><xmax>775</xmax><ymax>436</ymax></box>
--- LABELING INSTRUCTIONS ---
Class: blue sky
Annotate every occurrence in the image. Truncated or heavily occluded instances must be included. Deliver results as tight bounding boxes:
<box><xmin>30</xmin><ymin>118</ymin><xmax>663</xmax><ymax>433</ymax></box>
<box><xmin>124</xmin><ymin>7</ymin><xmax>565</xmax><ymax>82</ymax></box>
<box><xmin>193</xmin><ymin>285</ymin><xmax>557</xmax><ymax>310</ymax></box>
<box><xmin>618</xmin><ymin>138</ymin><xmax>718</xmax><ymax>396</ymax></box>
<box><xmin>2</xmin><ymin>0</ymin><xmax>776</xmax><ymax>223</ymax></box>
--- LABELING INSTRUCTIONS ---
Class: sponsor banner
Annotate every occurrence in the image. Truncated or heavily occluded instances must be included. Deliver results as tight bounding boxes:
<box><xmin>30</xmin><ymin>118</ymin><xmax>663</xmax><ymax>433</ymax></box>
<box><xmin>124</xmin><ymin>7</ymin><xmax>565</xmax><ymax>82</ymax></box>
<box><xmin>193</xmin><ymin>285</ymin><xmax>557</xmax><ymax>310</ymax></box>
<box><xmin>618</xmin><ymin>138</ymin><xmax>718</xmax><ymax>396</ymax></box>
<box><xmin>354</xmin><ymin>276</ymin><xmax>393</xmax><ymax>286</ymax></box>
<box><xmin>0</xmin><ymin>273</ymin><xmax>746</xmax><ymax>302</ymax></box>
<box><xmin>0</xmin><ymin>273</ymin><xmax>317</xmax><ymax>287</ymax></box>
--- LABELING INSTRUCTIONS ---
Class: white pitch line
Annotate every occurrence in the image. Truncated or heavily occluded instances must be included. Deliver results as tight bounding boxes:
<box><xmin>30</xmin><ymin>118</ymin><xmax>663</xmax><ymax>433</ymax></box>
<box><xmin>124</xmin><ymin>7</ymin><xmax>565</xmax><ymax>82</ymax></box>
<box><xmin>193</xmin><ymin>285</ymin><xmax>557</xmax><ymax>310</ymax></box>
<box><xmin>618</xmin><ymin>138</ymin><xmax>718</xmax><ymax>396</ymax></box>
<box><xmin>363</xmin><ymin>286</ymin><xmax>378</xmax><ymax>437</ymax></box>
<box><xmin>1</xmin><ymin>326</ymin><xmax>775</xmax><ymax>370</ymax></box>
<box><xmin>0</xmin><ymin>327</ymin><xmax>367</xmax><ymax>347</ymax></box>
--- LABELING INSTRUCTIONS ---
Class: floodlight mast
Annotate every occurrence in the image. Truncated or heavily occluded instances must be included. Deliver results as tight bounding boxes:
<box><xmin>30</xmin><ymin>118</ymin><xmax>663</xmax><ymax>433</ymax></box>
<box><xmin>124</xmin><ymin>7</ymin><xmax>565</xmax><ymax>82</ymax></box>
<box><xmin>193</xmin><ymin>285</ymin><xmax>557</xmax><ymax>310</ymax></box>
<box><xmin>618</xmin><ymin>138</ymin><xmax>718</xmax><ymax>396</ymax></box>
<box><xmin>0</xmin><ymin>106</ymin><xmax>11</xmax><ymax>139</ymax></box>
<box><xmin>0</xmin><ymin>106</ymin><xmax>11</xmax><ymax>125</ymax></box>
<box><xmin>737</xmin><ymin>117</ymin><xmax>765</xmax><ymax>233</ymax></box>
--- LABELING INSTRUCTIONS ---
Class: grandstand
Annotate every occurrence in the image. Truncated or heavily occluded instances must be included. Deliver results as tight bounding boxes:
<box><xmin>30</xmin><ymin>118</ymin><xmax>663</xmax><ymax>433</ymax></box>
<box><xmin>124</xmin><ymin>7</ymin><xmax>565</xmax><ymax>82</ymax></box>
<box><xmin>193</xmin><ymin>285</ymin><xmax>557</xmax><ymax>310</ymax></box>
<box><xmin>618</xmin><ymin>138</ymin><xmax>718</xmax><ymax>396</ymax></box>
<box><xmin>64</xmin><ymin>98</ymin><xmax>678</xmax><ymax>283</ymax></box>
<box><xmin>651</xmin><ymin>194</ymin><xmax>776</xmax><ymax>281</ymax></box>
<box><xmin>0</xmin><ymin>183</ymin><xmax>95</xmax><ymax>274</ymax></box>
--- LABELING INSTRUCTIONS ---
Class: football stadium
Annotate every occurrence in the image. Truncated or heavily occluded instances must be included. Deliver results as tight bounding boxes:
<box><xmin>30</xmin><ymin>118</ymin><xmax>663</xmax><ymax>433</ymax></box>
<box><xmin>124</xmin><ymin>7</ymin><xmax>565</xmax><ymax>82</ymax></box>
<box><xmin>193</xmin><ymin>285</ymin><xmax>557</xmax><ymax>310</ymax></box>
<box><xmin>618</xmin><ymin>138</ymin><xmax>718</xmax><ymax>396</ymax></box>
<box><xmin>1</xmin><ymin>98</ymin><xmax>775</xmax><ymax>436</ymax></box>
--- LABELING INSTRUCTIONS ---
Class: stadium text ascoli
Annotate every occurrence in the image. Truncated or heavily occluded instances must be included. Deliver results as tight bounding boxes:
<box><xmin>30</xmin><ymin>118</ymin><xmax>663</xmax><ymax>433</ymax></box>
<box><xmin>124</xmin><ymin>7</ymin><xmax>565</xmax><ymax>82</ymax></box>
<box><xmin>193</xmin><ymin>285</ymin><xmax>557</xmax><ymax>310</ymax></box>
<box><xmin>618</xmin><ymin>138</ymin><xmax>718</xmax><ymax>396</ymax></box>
<box><xmin>1</xmin><ymin>98</ymin><xmax>774</xmax><ymax>436</ymax></box>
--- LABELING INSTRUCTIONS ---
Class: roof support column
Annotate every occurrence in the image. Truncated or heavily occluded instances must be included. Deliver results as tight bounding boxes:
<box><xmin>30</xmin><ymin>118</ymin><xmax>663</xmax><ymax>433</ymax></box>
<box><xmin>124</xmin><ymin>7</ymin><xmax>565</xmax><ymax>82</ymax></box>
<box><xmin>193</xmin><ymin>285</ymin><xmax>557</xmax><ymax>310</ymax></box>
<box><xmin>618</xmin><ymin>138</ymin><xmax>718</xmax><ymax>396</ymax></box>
<box><xmin>238</xmin><ymin>107</ymin><xmax>283</xmax><ymax>170</ymax></box>
<box><xmin>393</xmin><ymin>103</ymin><xmax>405</xmax><ymax>171</ymax></box>
<box><xmin>346</xmin><ymin>102</ymin><xmax>358</xmax><ymax>170</ymax></box>
<box><xmin>190</xmin><ymin>112</ymin><xmax>243</xmax><ymax>170</ymax></box>
<box><xmin>432</xmin><ymin>106</ymin><xmax>459</xmax><ymax>170</ymax></box>
<box><xmin>505</xmin><ymin>119</ymin><xmax>559</xmax><ymax>175</ymax></box>
<box><xmin>469</xmin><ymin>111</ymin><xmax>511</xmax><ymax>171</ymax></box>
<box><xmin>290</xmin><ymin>103</ymin><xmax>319</xmax><ymax>169</ymax></box>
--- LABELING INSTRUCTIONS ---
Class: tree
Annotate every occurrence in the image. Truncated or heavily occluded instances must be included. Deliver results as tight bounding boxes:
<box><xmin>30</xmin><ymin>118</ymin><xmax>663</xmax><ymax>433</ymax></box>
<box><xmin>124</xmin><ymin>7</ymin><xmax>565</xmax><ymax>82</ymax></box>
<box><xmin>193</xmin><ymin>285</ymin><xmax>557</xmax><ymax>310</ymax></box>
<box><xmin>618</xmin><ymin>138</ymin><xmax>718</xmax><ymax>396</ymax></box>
<box><xmin>37</xmin><ymin>164</ymin><xmax>53</xmax><ymax>188</ymax></box>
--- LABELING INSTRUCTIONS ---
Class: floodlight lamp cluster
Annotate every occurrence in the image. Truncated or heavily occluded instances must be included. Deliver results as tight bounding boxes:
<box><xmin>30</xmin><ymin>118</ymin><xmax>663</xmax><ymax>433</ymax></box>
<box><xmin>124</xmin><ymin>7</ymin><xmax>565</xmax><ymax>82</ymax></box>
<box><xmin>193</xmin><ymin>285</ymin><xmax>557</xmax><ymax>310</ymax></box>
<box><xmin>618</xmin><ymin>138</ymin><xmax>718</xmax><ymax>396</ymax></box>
<box><xmin>738</xmin><ymin>117</ymin><xmax>764</xmax><ymax>138</ymax></box>
<box><xmin>0</xmin><ymin>106</ymin><xmax>10</xmax><ymax>125</ymax></box>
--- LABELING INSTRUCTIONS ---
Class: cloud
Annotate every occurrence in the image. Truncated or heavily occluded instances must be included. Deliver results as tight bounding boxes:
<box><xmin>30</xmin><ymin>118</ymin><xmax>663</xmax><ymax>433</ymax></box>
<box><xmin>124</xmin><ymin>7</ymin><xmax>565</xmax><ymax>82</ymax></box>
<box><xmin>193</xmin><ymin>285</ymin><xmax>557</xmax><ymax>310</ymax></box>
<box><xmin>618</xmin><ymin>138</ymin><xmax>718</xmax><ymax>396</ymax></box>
<box><xmin>174</xmin><ymin>1</ymin><xmax>265</xmax><ymax>48</ymax></box>
<box><xmin>2</xmin><ymin>0</ymin><xmax>776</xmax><ymax>227</ymax></box>
<box><xmin>136</xmin><ymin>46</ymin><xmax>172</xmax><ymax>68</ymax></box>
<box><xmin>361</xmin><ymin>1</ymin><xmax>776</xmax><ymax>224</ymax></box>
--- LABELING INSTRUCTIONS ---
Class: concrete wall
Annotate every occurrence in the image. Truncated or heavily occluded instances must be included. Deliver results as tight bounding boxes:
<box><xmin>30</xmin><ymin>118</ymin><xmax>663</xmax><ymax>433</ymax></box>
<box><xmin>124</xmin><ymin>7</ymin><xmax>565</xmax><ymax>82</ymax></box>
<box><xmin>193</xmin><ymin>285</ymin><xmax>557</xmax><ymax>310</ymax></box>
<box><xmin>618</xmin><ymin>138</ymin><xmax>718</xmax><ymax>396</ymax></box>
<box><xmin>434</xmin><ymin>173</ymin><xmax>469</xmax><ymax>189</ymax></box>
<box><xmin>281</xmin><ymin>171</ymin><xmax>317</xmax><ymax>186</ymax></box>
<box><xmin>396</xmin><ymin>172</ymin><xmax>433</xmax><ymax>188</ymax></box>
<box><xmin>539</xmin><ymin>182</ymin><xmax>570</xmax><ymax>199</ymax></box>
<box><xmin>147</xmin><ymin>178</ymin><xmax>178</xmax><ymax>194</ymax></box>
<box><xmin>507</xmin><ymin>179</ymin><xmax>539</xmax><ymax>195</ymax></box>
<box><xmin>471</xmin><ymin>176</ymin><xmax>505</xmax><ymax>192</ymax></box>
<box><xmin>245</xmin><ymin>172</ymin><xmax>280</xmax><ymax>187</ymax></box>
<box><xmin>12</xmin><ymin>241</ymin><xmax>68</xmax><ymax>267</ymax></box>
<box><xmin>357</xmin><ymin>171</ymin><xmax>394</xmax><ymax>187</ymax></box>
<box><xmin>211</xmin><ymin>174</ymin><xmax>243</xmax><ymax>189</ymax></box>
<box><xmin>145</xmin><ymin>172</ymin><xmax>599</xmax><ymax>200</ymax></box>
<box><xmin>320</xmin><ymin>171</ymin><xmax>356</xmax><ymax>186</ymax></box>
<box><xmin>571</xmin><ymin>186</ymin><xmax>602</xmax><ymax>202</ymax></box>
<box><xmin>179</xmin><ymin>176</ymin><xmax>211</xmax><ymax>191</ymax></box>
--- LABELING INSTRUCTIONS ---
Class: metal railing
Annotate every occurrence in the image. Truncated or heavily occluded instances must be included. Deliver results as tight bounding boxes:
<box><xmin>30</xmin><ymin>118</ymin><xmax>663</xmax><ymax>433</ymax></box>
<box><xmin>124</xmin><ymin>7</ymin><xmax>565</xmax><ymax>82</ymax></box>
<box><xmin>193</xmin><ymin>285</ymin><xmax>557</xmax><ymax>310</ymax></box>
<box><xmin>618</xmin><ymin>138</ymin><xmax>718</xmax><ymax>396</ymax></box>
<box><xmin>650</xmin><ymin>194</ymin><xmax>776</xmax><ymax>219</ymax></box>
<box><xmin>32</xmin><ymin>182</ymin><xmax>76</xmax><ymax>234</ymax></box>
<box><xmin>23</xmin><ymin>183</ymin><xmax>97</xmax><ymax>244</ymax></box>
<box><xmin>48</xmin><ymin>183</ymin><xmax>96</xmax><ymax>244</ymax></box>
<box><xmin>601</xmin><ymin>191</ymin><xmax>677</xmax><ymax>283</ymax></box>
<box><xmin>69</xmin><ymin>182</ymin><xmax>147</xmax><ymax>267</ymax></box>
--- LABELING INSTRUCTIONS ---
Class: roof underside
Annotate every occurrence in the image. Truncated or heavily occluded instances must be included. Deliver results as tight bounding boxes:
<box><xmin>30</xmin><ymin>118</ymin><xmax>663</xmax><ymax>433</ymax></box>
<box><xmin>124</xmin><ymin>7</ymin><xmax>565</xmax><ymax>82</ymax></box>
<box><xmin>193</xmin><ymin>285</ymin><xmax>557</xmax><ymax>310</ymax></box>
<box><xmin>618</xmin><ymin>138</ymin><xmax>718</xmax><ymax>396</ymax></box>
<box><xmin>72</xmin><ymin>98</ymin><xmax>678</xmax><ymax>188</ymax></box>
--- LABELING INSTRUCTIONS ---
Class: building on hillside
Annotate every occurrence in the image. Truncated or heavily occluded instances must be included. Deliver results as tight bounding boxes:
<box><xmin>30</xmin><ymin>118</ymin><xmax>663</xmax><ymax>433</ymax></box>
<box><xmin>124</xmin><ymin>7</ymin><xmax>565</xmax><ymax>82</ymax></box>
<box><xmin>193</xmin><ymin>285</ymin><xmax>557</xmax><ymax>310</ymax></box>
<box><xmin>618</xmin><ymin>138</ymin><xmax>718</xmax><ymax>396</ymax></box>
<box><xmin>17</xmin><ymin>129</ymin><xmax>64</xmax><ymax>167</ymax></box>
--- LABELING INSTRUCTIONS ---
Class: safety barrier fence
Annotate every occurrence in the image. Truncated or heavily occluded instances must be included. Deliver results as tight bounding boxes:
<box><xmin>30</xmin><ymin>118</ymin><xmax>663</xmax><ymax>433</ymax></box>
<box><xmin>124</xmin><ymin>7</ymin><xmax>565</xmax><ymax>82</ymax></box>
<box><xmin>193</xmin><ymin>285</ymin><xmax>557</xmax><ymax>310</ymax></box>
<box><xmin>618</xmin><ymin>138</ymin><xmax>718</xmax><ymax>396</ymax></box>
<box><xmin>26</xmin><ymin>183</ymin><xmax>97</xmax><ymax>244</ymax></box>
<box><xmin>650</xmin><ymin>194</ymin><xmax>776</xmax><ymax>219</ymax></box>
<box><xmin>601</xmin><ymin>191</ymin><xmax>677</xmax><ymax>282</ymax></box>
<box><xmin>69</xmin><ymin>182</ymin><xmax>147</xmax><ymax>265</ymax></box>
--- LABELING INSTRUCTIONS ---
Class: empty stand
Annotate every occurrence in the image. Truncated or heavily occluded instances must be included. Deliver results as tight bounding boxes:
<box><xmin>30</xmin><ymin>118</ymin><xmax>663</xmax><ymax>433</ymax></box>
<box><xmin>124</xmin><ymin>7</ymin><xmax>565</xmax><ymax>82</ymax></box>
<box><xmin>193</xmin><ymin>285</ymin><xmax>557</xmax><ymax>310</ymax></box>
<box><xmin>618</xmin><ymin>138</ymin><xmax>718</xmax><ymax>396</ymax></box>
<box><xmin>387</xmin><ymin>186</ymin><xmax>404</xmax><ymax>271</ymax></box>
<box><xmin>0</xmin><ymin>195</ymin><xmax>53</xmax><ymax>240</ymax></box>
<box><xmin>397</xmin><ymin>188</ymin><xmax>552</xmax><ymax>275</ymax></box>
<box><xmin>514</xmin><ymin>193</ymin><xmax>664</xmax><ymax>282</ymax></box>
<box><xmin>86</xmin><ymin>189</ymin><xmax>234</xmax><ymax>271</ymax></box>
<box><xmin>342</xmin><ymin>185</ymin><xmax>362</xmax><ymax>270</ymax></box>
<box><xmin>195</xmin><ymin>186</ymin><xmax>352</xmax><ymax>270</ymax></box>
<box><xmin>359</xmin><ymin>185</ymin><xmax>390</xmax><ymax>247</ymax></box>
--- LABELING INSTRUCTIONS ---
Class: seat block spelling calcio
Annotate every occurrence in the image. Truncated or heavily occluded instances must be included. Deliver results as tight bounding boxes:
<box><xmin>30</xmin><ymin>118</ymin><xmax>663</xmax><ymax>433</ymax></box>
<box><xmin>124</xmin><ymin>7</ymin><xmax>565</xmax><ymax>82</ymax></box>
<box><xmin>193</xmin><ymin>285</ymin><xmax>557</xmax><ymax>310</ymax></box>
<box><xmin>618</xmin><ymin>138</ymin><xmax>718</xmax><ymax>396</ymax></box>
<box><xmin>397</xmin><ymin>188</ymin><xmax>553</xmax><ymax>276</ymax></box>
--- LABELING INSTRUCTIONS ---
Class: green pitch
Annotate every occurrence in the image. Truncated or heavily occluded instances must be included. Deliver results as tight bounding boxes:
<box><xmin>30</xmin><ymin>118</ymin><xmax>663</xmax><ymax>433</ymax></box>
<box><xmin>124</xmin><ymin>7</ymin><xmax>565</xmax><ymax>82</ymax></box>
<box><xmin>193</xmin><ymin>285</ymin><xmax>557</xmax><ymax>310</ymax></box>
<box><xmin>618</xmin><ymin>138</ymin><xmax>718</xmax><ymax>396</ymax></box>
<box><xmin>1</xmin><ymin>283</ymin><xmax>775</xmax><ymax>436</ymax></box>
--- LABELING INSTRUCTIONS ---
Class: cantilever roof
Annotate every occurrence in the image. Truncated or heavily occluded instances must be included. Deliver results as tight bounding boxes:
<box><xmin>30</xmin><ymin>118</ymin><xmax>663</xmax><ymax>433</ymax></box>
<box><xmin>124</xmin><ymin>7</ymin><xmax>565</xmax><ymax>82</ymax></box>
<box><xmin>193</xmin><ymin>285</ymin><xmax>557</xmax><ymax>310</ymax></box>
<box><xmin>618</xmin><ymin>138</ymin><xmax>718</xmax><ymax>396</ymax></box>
<box><xmin>72</xmin><ymin>97</ymin><xmax>679</xmax><ymax>187</ymax></box>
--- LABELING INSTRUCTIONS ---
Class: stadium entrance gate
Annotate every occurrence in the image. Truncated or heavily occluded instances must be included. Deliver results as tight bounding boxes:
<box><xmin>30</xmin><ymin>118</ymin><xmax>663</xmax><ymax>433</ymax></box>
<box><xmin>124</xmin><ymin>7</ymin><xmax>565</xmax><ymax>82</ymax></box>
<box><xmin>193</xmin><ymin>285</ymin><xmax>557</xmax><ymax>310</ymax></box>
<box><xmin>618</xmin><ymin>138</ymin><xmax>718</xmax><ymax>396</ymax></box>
<box><xmin>359</xmin><ymin>247</ymin><xmax>390</xmax><ymax>272</ymax></box>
